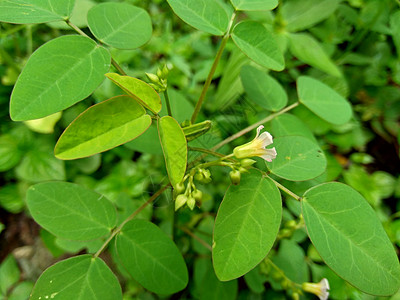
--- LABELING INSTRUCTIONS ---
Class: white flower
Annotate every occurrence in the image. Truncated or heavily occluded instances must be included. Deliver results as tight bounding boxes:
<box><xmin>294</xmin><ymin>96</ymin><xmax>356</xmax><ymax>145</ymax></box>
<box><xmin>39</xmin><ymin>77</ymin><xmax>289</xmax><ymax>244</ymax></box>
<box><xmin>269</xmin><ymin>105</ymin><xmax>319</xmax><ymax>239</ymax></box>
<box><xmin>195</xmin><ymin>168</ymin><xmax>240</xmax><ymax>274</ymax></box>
<box><xmin>233</xmin><ymin>125</ymin><xmax>277</xmax><ymax>162</ymax></box>
<box><xmin>302</xmin><ymin>278</ymin><xmax>330</xmax><ymax>300</ymax></box>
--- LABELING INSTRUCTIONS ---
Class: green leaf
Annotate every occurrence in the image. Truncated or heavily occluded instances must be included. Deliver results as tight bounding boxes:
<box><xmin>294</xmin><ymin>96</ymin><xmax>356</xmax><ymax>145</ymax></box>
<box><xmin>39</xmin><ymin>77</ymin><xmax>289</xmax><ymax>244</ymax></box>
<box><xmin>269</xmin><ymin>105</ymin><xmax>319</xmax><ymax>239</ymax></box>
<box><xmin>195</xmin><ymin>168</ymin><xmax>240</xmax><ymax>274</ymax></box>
<box><xmin>105</xmin><ymin>73</ymin><xmax>161</xmax><ymax>114</ymax></box>
<box><xmin>198</xmin><ymin>259</ymin><xmax>238</xmax><ymax>300</ymax></box>
<box><xmin>24</xmin><ymin>112</ymin><xmax>62</xmax><ymax>134</ymax></box>
<box><xmin>15</xmin><ymin>150</ymin><xmax>65</xmax><ymax>182</ymax></box>
<box><xmin>240</xmin><ymin>65</ymin><xmax>287</xmax><ymax>111</ymax></box>
<box><xmin>0</xmin><ymin>135</ymin><xmax>22</xmax><ymax>171</ymax></box>
<box><xmin>0</xmin><ymin>184</ymin><xmax>25</xmax><ymax>213</ymax></box>
<box><xmin>116</xmin><ymin>219</ymin><xmax>188</xmax><ymax>294</ymax></box>
<box><xmin>55</xmin><ymin>95</ymin><xmax>151</xmax><ymax>160</ymax></box>
<box><xmin>0</xmin><ymin>0</ymin><xmax>76</xmax><ymax>24</ymax></box>
<box><xmin>272</xmin><ymin>239</ymin><xmax>309</xmax><ymax>284</ymax></box>
<box><xmin>288</xmin><ymin>33</ymin><xmax>341</xmax><ymax>77</ymax></box>
<box><xmin>232</xmin><ymin>21</ymin><xmax>284</xmax><ymax>71</ymax></box>
<box><xmin>88</xmin><ymin>3</ymin><xmax>152</xmax><ymax>49</ymax></box>
<box><xmin>10</xmin><ymin>35</ymin><xmax>111</xmax><ymax>121</ymax></box>
<box><xmin>270</xmin><ymin>113</ymin><xmax>317</xmax><ymax>143</ymax></box>
<box><xmin>390</xmin><ymin>11</ymin><xmax>400</xmax><ymax>58</ymax></box>
<box><xmin>166</xmin><ymin>0</ymin><xmax>229</xmax><ymax>36</ymax></box>
<box><xmin>267</xmin><ymin>136</ymin><xmax>327</xmax><ymax>181</ymax></box>
<box><xmin>213</xmin><ymin>171</ymin><xmax>282</xmax><ymax>281</ymax></box>
<box><xmin>230</xmin><ymin>0</ymin><xmax>277</xmax><ymax>11</ymax></box>
<box><xmin>49</xmin><ymin>0</ymin><xmax>96</xmax><ymax>29</ymax></box>
<box><xmin>8</xmin><ymin>281</ymin><xmax>34</xmax><ymax>300</ymax></box>
<box><xmin>302</xmin><ymin>182</ymin><xmax>400</xmax><ymax>296</ymax></box>
<box><xmin>158</xmin><ymin>116</ymin><xmax>187</xmax><ymax>187</ymax></box>
<box><xmin>26</xmin><ymin>182</ymin><xmax>116</xmax><ymax>240</ymax></box>
<box><xmin>30</xmin><ymin>255</ymin><xmax>122</xmax><ymax>300</ymax></box>
<box><xmin>0</xmin><ymin>255</ymin><xmax>20</xmax><ymax>296</ymax></box>
<box><xmin>297</xmin><ymin>76</ymin><xmax>352</xmax><ymax>125</ymax></box>
<box><xmin>281</xmin><ymin>0</ymin><xmax>340</xmax><ymax>32</ymax></box>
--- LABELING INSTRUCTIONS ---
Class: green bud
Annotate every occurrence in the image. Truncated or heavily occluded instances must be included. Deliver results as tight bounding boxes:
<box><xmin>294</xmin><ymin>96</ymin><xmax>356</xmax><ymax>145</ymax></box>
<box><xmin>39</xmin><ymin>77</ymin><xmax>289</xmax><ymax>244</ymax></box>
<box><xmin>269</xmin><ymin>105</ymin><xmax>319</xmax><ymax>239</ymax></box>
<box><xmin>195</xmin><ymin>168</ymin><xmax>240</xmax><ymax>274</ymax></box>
<box><xmin>285</xmin><ymin>220</ymin><xmax>297</xmax><ymax>229</ymax></box>
<box><xmin>230</xmin><ymin>170</ymin><xmax>241</xmax><ymax>185</ymax></box>
<box><xmin>187</xmin><ymin>196</ymin><xmax>196</xmax><ymax>210</ymax></box>
<box><xmin>162</xmin><ymin>64</ymin><xmax>169</xmax><ymax>77</ymax></box>
<box><xmin>175</xmin><ymin>194</ymin><xmax>187</xmax><ymax>211</ymax></box>
<box><xmin>238</xmin><ymin>167</ymin><xmax>248</xmax><ymax>173</ymax></box>
<box><xmin>145</xmin><ymin>72</ymin><xmax>160</xmax><ymax>84</ymax></box>
<box><xmin>192</xmin><ymin>189</ymin><xmax>203</xmax><ymax>202</ymax></box>
<box><xmin>156</xmin><ymin>67</ymin><xmax>163</xmax><ymax>78</ymax></box>
<box><xmin>195</xmin><ymin>169</ymin><xmax>212</xmax><ymax>183</ymax></box>
<box><xmin>292</xmin><ymin>292</ymin><xmax>300</xmax><ymax>300</ymax></box>
<box><xmin>241</xmin><ymin>158</ymin><xmax>256</xmax><ymax>167</ymax></box>
<box><xmin>174</xmin><ymin>182</ymin><xmax>185</xmax><ymax>194</ymax></box>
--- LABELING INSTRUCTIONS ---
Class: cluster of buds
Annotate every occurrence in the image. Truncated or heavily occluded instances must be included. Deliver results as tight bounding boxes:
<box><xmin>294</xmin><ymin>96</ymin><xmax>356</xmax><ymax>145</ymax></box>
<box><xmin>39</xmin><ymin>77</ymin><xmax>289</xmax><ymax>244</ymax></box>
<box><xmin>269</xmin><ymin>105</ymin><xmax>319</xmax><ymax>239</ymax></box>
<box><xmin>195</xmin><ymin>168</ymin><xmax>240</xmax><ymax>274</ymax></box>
<box><xmin>145</xmin><ymin>64</ymin><xmax>170</xmax><ymax>92</ymax></box>
<box><xmin>174</xmin><ymin>171</ymin><xmax>206</xmax><ymax>211</ymax></box>
<box><xmin>228</xmin><ymin>158</ymin><xmax>256</xmax><ymax>185</ymax></box>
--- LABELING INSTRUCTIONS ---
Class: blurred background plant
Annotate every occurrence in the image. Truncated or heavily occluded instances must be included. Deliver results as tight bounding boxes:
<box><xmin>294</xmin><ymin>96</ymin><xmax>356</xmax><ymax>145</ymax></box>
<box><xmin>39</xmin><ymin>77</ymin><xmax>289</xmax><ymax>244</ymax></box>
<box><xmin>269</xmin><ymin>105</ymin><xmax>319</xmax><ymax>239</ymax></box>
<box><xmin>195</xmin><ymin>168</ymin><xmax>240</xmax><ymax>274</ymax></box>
<box><xmin>0</xmin><ymin>0</ymin><xmax>400</xmax><ymax>299</ymax></box>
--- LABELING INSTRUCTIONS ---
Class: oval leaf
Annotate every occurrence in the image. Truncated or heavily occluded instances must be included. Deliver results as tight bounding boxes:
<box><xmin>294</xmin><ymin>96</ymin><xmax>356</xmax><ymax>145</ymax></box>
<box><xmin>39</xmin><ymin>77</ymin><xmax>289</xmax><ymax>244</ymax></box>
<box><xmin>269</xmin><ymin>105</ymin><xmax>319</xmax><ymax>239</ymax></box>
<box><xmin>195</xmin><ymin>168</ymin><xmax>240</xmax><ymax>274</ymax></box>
<box><xmin>270</xmin><ymin>113</ymin><xmax>317</xmax><ymax>143</ymax></box>
<box><xmin>230</xmin><ymin>0</ymin><xmax>277</xmax><ymax>11</ymax></box>
<box><xmin>240</xmin><ymin>65</ymin><xmax>287</xmax><ymax>111</ymax></box>
<box><xmin>166</xmin><ymin>0</ymin><xmax>229</xmax><ymax>36</ymax></box>
<box><xmin>288</xmin><ymin>33</ymin><xmax>341</xmax><ymax>77</ymax></box>
<box><xmin>267</xmin><ymin>136</ymin><xmax>327</xmax><ymax>181</ymax></box>
<box><xmin>158</xmin><ymin>116</ymin><xmax>187</xmax><ymax>186</ymax></box>
<box><xmin>116</xmin><ymin>219</ymin><xmax>189</xmax><ymax>294</ymax></box>
<box><xmin>88</xmin><ymin>3</ymin><xmax>152</xmax><ymax>49</ymax></box>
<box><xmin>105</xmin><ymin>73</ymin><xmax>161</xmax><ymax>114</ymax></box>
<box><xmin>282</xmin><ymin>0</ymin><xmax>340</xmax><ymax>32</ymax></box>
<box><xmin>30</xmin><ymin>255</ymin><xmax>122</xmax><ymax>300</ymax></box>
<box><xmin>297</xmin><ymin>76</ymin><xmax>352</xmax><ymax>125</ymax></box>
<box><xmin>26</xmin><ymin>182</ymin><xmax>116</xmax><ymax>240</ymax></box>
<box><xmin>0</xmin><ymin>0</ymin><xmax>76</xmax><ymax>24</ymax></box>
<box><xmin>213</xmin><ymin>171</ymin><xmax>282</xmax><ymax>281</ymax></box>
<box><xmin>55</xmin><ymin>96</ymin><xmax>151</xmax><ymax>160</ymax></box>
<box><xmin>302</xmin><ymin>182</ymin><xmax>400</xmax><ymax>295</ymax></box>
<box><xmin>10</xmin><ymin>35</ymin><xmax>111</xmax><ymax>121</ymax></box>
<box><xmin>232</xmin><ymin>21</ymin><xmax>284</xmax><ymax>71</ymax></box>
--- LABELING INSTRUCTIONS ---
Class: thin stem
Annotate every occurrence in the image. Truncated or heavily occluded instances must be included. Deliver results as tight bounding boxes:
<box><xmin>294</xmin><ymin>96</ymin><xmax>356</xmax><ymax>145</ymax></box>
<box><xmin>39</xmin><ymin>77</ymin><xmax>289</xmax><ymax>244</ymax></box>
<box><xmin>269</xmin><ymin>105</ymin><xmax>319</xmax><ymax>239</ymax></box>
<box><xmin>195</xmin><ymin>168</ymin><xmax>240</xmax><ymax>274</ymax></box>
<box><xmin>111</xmin><ymin>58</ymin><xmax>127</xmax><ymax>75</ymax></box>
<box><xmin>190</xmin><ymin>12</ymin><xmax>237</xmax><ymax>124</ymax></box>
<box><xmin>0</xmin><ymin>24</ymin><xmax>26</xmax><ymax>38</ymax></box>
<box><xmin>164</xmin><ymin>88</ymin><xmax>172</xmax><ymax>116</ymax></box>
<box><xmin>179</xmin><ymin>226</ymin><xmax>212</xmax><ymax>252</ymax></box>
<box><xmin>212</xmin><ymin>102</ymin><xmax>300</xmax><ymax>152</ymax></box>
<box><xmin>188</xmin><ymin>147</ymin><xmax>229</xmax><ymax>158</ymax></box>
<box><xmin>94</xmin><ymin>184</ymin><xmax>170</xmax><ymax>258</ymax></box>
<box><xmin>267</xmin><ymin>176</ymin><xmax>301</xmax><ymax>201</ymax></box>
<box><xmin>265</xmin><ymin>258</ymin><xmax>302</xmax><ymax>289</ymax></box>
<box><xmin>65</xmin><ymin>19</ymin><xmax>127</xmax><ymax>76</ymax></box>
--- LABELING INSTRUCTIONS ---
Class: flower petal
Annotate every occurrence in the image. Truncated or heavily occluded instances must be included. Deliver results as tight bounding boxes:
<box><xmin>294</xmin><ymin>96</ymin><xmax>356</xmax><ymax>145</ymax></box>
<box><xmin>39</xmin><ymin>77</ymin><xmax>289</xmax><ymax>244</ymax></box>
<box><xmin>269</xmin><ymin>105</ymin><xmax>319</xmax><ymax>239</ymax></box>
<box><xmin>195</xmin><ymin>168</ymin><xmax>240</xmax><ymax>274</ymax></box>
<box><xmin>255</xmin><ymin>125</ymin><xmax>264</xmax><ymax>139</ymax></box>
<box><xmin>258</xmin><ymin>131</ymin><xmax>273</xmax><ymax>147</ymax></box>
<box><xmin>260</xmin><ymin>147</ymin><xmax>277</xmax><ymax>162</ymax></box>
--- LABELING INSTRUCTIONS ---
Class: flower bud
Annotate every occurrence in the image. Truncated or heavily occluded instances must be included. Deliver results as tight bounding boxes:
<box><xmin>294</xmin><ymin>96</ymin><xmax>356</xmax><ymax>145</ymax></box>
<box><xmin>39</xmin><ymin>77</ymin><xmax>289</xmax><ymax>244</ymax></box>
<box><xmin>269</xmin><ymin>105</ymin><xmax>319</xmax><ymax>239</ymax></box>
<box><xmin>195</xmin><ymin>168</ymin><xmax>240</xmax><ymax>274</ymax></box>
<box><xmin>156</xmin><ymin>67</ymin><xmax>163</xmax><ymax>78</ymax></box>
<box><xmin>175</xmin><ymin>194</ymin><xmax>187</xmax><ymax>211</ymax></box>
<box><xmin>187</xmin><ymin>196</ymin><xmax>196</xmax><ymax>210</ymax></box>
<box><xmin>240</xmin><ymin>158</ymin><xmax>256</xmax><ymax>167</ymax></box>
<box><xmin>230</xmin><ymin>170</ymin><xmax>241</xmax><ymax>185</ymax></box>
<box><xmin>192</xmin><ymin>189</ymin><xmax>203</xmax><ymax>202</ymax></box>
<box><xmin>145</xmin><ymin>72</ymin><xmax>160</xmax><ymax>84</ymax></box>
<box><xmin>174</xmin><ymin>182</ymin><xmax>185</xmax><ymax>194</ymax></box>
<box><xmin>162</xmin><ymin>64</ymin><xmax>170</xmax><ymax>77</ymax></box>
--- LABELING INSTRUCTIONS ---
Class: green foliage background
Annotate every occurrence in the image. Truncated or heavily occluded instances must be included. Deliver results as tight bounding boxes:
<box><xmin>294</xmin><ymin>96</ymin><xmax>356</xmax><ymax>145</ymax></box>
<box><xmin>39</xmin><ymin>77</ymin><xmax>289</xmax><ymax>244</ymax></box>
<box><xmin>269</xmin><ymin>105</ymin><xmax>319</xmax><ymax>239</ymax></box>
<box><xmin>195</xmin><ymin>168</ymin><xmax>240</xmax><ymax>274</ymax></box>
<box><xmin>0</xmin><ymin>0</ymin><xmax>400</xmax><ymax>299</ymax></box>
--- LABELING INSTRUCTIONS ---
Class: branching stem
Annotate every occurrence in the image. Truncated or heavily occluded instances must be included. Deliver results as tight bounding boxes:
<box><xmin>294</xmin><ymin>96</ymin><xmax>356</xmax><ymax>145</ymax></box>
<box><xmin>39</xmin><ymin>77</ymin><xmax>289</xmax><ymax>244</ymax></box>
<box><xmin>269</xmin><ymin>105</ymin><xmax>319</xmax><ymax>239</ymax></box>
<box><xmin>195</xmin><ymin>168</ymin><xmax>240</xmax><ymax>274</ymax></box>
<box><xmin>93</xmin><ymin>184</ymin><xmax>170</xmax><ymax>258</ymax></box>
<box><xmin>65</xmin><ymin>19</ymin><xmax>127</xmax><ymax>76</ymax></box>
<box><xmin>190</xmin><ymin>12</ymin><xmax>237</xmax><ymax>124</ymax></box>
